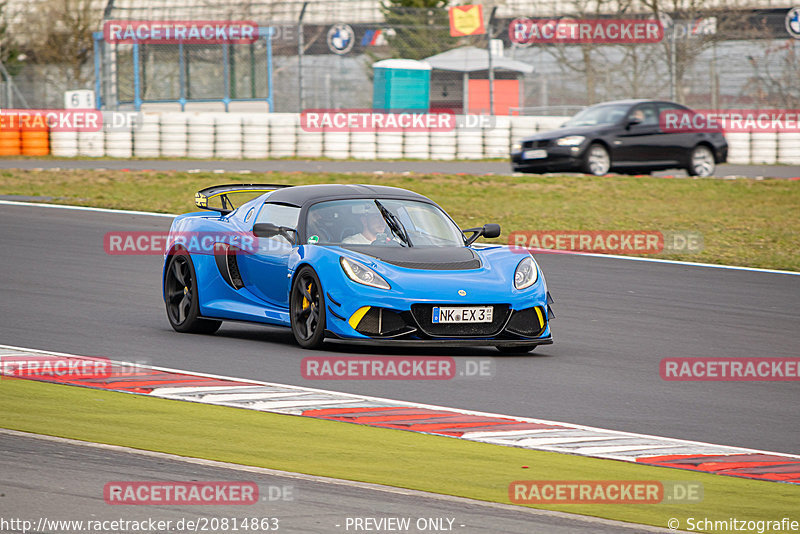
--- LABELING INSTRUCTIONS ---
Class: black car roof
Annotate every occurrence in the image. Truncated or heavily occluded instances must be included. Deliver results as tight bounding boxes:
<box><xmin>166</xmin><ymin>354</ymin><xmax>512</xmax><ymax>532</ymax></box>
<box><xmin>588</xmin><ymin>99</ymin><xmax>682</xmax><ymax>107</ymax></box>
<box><xmin>264</xmin><ymin>184</ymin><xmax>431</xmax><ymax>207</ymax></box>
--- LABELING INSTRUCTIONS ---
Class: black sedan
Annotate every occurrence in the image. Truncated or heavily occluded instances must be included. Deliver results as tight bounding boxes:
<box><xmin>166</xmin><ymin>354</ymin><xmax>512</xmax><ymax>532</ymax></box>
<box><xmin>510</xmin><ymin>99</ymin><xmax>728</xmax><ymax>176</ymax></box>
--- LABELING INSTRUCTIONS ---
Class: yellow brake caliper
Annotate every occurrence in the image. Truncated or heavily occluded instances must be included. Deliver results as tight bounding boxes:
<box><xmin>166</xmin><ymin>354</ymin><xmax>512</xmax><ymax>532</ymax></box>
<box><xmin>302</xmin><ymin>283</ymin><xmax>312</xmax><ymax>310</ymax></box>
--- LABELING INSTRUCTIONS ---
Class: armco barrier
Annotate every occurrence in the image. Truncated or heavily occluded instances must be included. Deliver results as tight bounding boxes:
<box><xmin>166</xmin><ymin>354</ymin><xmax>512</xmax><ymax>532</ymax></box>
<box><xmin>44</xmin><ymin>111</ymin><xmax>794</xmax><ymax>164</ymax></box>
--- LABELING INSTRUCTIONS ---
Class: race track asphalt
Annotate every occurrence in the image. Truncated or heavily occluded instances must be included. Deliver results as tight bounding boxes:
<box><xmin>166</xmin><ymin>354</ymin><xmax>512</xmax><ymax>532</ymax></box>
<box><xmin>2</xmin><ymin>431</ymin><xmax>673</xmax><ymax>533</ymax></box>
<box><xmin>0</xmin><ymin>202</ymin><xmax>797</xmax><ymax>455</ymax></box>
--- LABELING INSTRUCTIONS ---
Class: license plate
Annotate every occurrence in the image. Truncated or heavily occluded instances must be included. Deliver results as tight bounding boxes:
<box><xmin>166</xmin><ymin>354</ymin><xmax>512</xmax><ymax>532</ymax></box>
<box><xmin>523</xmin><ymin>149</ymin><xmax>547</xmax><ymax>159</ymax></box>
<box><xmin>432</xmin><ymin>306</ymin><xmax>493</xmax><ymax>324</ymax></box>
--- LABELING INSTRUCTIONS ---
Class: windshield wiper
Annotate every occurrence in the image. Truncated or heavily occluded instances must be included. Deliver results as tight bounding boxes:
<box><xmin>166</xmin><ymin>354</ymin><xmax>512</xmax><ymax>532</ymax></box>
<box><xmin>374</xmin><ymin>200</ymin><xmax>411</xmax><ymax>247</ymax></box>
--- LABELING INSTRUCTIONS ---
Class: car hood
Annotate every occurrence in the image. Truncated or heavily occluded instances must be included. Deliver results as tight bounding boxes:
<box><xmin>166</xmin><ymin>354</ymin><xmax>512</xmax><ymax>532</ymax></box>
<box><xmin>523</xmin><ymin>123</ymin><xmax>615</xmax><ymax>141</ymax></box>
<box><xmin>341</xmin><ymin>245</ymin><xmax>481</xmax><ymax>270</ymax></box>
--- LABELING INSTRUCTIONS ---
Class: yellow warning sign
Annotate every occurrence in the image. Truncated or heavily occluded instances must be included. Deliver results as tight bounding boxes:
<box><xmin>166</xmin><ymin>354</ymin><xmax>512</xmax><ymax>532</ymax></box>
<box><xmin>449</xmin><ymin>5</ymin><xmax>486</xmax><ymax>37</ymax></box>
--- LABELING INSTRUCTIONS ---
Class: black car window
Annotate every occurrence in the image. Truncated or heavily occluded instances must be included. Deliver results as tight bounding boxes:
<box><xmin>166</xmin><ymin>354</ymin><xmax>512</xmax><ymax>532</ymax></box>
<box><xmin>564</xmin><ymin>103</ymin><xmax>630</xmax><ymax>127</ymax></box>
<box><xmin>629</xmin><ymin>103</ymin><xmax>658</xmax><ymax>126</ymax></box>
<box><xmin>254</xmin><ymin>203</ymin><xmax>300</xmax><ymax>244</ymax></box>
<box><xmin>657</xmin><ymin>102</ymin><xmax>685</xmax><ymax>114</ymax></box>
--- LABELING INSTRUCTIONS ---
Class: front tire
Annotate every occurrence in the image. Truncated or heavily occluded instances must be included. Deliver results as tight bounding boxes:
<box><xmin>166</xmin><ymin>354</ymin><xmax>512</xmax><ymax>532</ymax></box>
<box><xmin>687</xmin><ymin>145</ymin><xmax>715</xmax><ymax>177</ymax></box>
<box><xmin>164</xmin><ymin>250</ymin><xmax>222</xmax><ymax>334</ymax></box>
<box><xmin>582</xmin><ymin>143</ymin><xmax>611</xmax><ymax>176</ymax></box>
<box><xmin>290</xmin><ymin>266</ymin><xmax>326</xmax><ymax>349</ymax></box>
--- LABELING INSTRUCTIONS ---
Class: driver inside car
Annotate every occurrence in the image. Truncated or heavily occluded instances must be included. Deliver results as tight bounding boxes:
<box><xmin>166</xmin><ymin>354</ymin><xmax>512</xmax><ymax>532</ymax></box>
<box><xmin>342</xmin><ymin>207</ymin><xmax>392</xmax><ymax>245</ymax></box>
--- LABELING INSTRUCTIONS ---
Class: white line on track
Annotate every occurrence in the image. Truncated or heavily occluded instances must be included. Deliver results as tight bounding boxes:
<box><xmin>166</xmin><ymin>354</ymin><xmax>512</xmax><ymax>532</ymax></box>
<box><xmin>0</xmin><ymin>199</ymin><xmax>177</xmax><ymax>218</ymax></box>
<box><xmin>1</xmin><ymin>198</ymin><xmax>797</xmax><ymax>276</ymax></box>
<box><xmin>0</xmin><ymin>428</ymin><xmax>679</xmax><ymax>532</ymax></box>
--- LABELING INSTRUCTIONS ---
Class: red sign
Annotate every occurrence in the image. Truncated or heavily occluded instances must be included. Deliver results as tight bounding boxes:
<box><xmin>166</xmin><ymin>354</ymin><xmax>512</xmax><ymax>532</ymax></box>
<box><xmin>449</xmin><ymin>5</ymin><xmax>486</xmax><ymax>37</ymax></box>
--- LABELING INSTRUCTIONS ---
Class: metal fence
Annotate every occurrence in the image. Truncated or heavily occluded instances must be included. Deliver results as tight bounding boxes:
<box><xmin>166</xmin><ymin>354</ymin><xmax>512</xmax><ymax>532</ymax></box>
<box><xmin>93</xmin><ymin>28</ymin><xmax>274</xmax><ymax>111</ymax></box>
<box><xmin>2</xmin><ymin>0</ymin><xmax>800</xmax><ymax>111</ymax></box>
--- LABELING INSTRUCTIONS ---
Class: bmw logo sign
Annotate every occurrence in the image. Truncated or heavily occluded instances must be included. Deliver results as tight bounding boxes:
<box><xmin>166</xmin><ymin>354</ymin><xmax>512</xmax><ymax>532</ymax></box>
<box><xmin>787</xmin><ymin>7</ymin><xmax>800</xmax><ymax>39</ymax></box>
<box><xmin>327</xmin><ymin>23</ymin><xmax>355</xmax><ymax>54</ymax></box>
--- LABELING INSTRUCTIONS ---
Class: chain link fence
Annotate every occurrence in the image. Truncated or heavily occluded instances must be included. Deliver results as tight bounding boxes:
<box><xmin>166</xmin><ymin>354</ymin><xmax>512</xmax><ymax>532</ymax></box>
<box><xmin>1</xmin><ymin>0</ymin><xmax>799</xmax><ymax>111</ymax></box>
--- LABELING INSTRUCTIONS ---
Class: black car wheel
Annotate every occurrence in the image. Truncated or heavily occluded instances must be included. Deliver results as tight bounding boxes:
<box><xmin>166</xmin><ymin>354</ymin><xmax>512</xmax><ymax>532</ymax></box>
<box><xmin>582</xmin><ymin>143</ymin><xmax>611</xmax><ymax>175</ymax></box>
<box><xmin>165</xmin><ymin>250</ymin><xmax>222</xmax><ymax>334</ymax></box>
<box><xmin>496</xmin><ymin>345</ymin><xmax>537</xmax><ymax>354</ymax></box>
<box><xmin>290</xmin><ymin>266</ymin><xmax>326</xmax><ymax>349</ymax></box>
<box><xmin>687</xmin><ymin>145</ymin><xmax>715</xmax><ymax>177</ymax></box>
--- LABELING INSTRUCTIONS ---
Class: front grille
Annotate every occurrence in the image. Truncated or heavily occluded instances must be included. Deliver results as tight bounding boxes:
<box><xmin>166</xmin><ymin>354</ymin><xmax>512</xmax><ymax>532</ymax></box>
<box><xmin>522</xmin><ymin>140</ymin><xmax>550</xmax><ymax>149</ymax></box>
<box><xmin>355</xmin><ymin>307</ymin><xmax>416</xmax><ymax>338</ymax></box>
<box><xmin>388</xmin><ymin>259</ymin><xmax>481</xmax><ymax>270</ymax></box>
<box><xmin>410</xmin><ymin>304</ymin><xmax>510</xmax><ymax>337</ymax></box>
<box><xmin>505</xmin><ymin>306</ymin><xmax>547</xmax><ymax>337</ymax></box>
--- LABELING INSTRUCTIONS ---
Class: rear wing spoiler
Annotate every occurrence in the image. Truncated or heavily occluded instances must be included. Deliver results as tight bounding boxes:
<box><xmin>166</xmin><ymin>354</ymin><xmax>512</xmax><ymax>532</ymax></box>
<box><xmin>195</xmin><ymin>184</ymin><xmax>291</xmax><ymax>214</ymax></box>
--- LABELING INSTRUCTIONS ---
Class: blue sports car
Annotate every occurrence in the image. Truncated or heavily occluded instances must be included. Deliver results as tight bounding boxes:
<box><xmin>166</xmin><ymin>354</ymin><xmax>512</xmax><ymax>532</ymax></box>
<box><xmin>163</xmin><ymin>183</ymin><xmax>554</xmax><ymax>353</ymax></box>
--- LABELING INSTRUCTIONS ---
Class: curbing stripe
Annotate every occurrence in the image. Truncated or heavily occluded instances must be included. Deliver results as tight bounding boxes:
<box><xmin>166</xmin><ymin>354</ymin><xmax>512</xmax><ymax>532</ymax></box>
<box><xmin>1</xmin><ymin>344</ymin><xmax>798</xmax><ymax>485</ymax></box>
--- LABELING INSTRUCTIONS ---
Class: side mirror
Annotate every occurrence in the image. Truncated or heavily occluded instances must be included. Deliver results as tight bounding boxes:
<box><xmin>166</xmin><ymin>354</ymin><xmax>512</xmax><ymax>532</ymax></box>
<box><xmin>463</xmin><ymin>223</ymin><xmax>501</xmax><ymax>245</ymax></box>
<box><xmin>482</xmin><ymin>223</ymin><xmax>501</xmax><ymax>239</ymax></box>
<box><xmin>253</xmin><ymin>223</ymin><xmax>297</xmax><ymax>245</ymax></box>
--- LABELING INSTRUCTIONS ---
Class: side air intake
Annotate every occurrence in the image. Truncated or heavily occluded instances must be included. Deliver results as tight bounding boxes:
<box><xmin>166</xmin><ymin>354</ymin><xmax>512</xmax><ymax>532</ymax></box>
<box><xmin>213</xmin><ymin>243</ymin><xmax>245</xmax><ymax>290</ymax></box>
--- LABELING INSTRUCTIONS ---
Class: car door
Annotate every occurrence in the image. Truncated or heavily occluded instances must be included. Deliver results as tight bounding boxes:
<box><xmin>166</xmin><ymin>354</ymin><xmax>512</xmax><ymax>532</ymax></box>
<box><xmin>656</xmin><ymin>102</ymin><xmax>694</xmax><ymax>165</ymax></box>
<box><xmin>237</xmin><ymin>202</ymin><xmax>300</xmax><ymax>309</ymax></box>
<box><xmin>612</xmin><ymin>103</ymin><xmax>662</xmax><ymax>164</ymax></box>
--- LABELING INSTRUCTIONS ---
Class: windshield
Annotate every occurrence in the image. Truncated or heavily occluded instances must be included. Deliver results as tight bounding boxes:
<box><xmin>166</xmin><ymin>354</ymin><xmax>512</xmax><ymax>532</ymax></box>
<box><xmin>305</xmin><ymin>198</ymin><xmax>465</xmax><ymax>247</ymax></box>
<box><xmin>563</xmin><ymin>103</ymin><xmax>630</xmax><ymax>127</ymax></box>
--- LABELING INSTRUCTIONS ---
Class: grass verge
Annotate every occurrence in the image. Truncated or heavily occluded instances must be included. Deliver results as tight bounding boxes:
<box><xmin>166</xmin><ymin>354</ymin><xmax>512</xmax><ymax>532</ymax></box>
<box><xmin>1</xmin><ymin>168</ymin><xmax>798</xmax><ymax>271</ymax></box>
<box><xmin>2</xmin><ymin>378</ymin><xmax>798</xmax><ymax>533</ymax></box>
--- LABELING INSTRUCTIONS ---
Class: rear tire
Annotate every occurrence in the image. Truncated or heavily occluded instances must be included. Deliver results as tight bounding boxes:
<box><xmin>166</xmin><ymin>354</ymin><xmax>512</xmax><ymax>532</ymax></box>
<box><xmin>164</xmin><ymin>250</ymin><xmax>222</xmax><ymax>334</ymax></box>
<box><xmin>582</xmin><ymin>143</ymin><xmax>611</xmax><ymax>176</ymax></box>
<box><xmin>290</xmin><ymin>266</ymin><xmax>327</xmax><ymax>349</ymax></box>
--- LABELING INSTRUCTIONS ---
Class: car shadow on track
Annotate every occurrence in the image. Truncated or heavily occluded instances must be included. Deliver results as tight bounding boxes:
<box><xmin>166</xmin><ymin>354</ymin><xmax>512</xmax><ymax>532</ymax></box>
<box><xmin>203</xmin><ymin>323</ymin><xmax>554</xmax><ymax>358</ymax></box>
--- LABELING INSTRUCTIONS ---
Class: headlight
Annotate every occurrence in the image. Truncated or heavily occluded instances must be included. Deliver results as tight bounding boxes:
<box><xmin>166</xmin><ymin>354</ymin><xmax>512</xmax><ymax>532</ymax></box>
<box><xmin>555</xmin><ymin>135</ymin><xmax>585</xmax><ymax>146</ymax></box>
<box><xmin>511</xmin><ymin>141</ymin><xmax>522</xmax><ymax>152</ymax></box>
<box><xmin>340</xmin><ymin>257</ymin><xmax>390</xmax><ymax>290</ymax></box>
<box><xmin>514</xmin><ymin>256</ymin><xmax>538</xmax><ymax>289</ymax></box>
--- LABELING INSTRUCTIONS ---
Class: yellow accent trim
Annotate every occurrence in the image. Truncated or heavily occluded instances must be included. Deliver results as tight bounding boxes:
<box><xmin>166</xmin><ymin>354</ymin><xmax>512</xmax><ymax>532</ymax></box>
<box><xmin>205</xmin><ymin>189</ymin><xmax>276</xmax><ymax>199</ymax></box>
<box><xmin>195</xmin><ymin>188</ymin><xmax>279</xmax><ymax>209</ymax></box>
<box><xmin>535</xmin><ymin>306</ymin><xmax>545</xmax><ymax>328</ymax></box>
<box><xmin>348</xmin><ymin>306</ymin><xmax>372</xmax><ymax>329</ymax></box>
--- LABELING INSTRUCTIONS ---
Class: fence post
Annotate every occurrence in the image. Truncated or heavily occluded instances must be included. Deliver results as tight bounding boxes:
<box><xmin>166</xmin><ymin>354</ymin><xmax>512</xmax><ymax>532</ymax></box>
<box><xmin>133</xmin><ymin>42</ymin><xmax>141</xmax><ymax>111</ymax></box>
<box><xmin>298</xmin><ymin>2</ymin><xmax>309</xmax><ymax>112</ymax></box>
<box><xmin>487</xmin><ymin>6</ymin><xmax>497</xmax><ymax>116</ymax></box>
<box><xmin>179</xmin><ymin>42</ymin><xmax>186</xmax><ymax>111</ymax></box>
<box><xmin>93</xmin><ymin>32</ymin><xmax>103</xmax><ymax>109</ymax></box>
